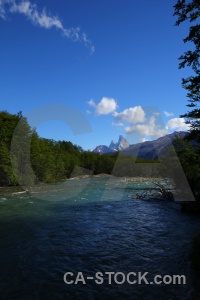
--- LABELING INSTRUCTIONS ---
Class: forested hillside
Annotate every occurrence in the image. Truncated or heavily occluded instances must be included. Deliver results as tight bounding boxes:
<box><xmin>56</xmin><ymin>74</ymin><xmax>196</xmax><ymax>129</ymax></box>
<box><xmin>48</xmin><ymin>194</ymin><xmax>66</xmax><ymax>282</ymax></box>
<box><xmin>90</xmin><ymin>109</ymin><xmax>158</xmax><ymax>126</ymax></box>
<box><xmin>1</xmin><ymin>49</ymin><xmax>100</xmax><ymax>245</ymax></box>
<box><xmin>0</xmin><ymin>111</ymin><xmax>120</xmax><ymax>186</ymax></box>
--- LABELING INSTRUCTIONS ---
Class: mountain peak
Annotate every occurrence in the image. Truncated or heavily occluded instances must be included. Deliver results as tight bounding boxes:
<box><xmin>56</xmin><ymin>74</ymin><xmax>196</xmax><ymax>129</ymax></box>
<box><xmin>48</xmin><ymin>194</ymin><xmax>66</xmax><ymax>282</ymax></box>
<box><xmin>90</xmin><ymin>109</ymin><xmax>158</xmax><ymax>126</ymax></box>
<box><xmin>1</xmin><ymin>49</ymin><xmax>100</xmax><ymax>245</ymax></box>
<box><xmin>119</xmin><ymin>134</ymin><xmax>124</xmax><ymax>140</ymax></box>
<box><xmin>93</xmin><ymin>135</ymin><xmax>129</xmax><ymax>154</ymax></box>
<box><xmin>109</xmin><ymin>135</ymin><xmax>129</xmax><ymax>150</ymax></box>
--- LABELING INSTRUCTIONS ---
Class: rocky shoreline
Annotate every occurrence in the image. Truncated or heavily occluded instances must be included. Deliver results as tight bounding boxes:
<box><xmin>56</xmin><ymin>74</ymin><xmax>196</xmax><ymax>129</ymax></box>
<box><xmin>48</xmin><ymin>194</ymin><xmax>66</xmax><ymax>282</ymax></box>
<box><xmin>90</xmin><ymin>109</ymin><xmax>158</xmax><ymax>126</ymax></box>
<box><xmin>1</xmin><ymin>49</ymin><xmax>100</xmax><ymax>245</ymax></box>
<box><xmin>0</xmin><ymin>186</ymin><xmax>26</xmax><ymax>196</ymax></box>
<box><xmin>0</xmin><ymin>174</ymin><xmax>170</xmax><ymax>196</ymax></box>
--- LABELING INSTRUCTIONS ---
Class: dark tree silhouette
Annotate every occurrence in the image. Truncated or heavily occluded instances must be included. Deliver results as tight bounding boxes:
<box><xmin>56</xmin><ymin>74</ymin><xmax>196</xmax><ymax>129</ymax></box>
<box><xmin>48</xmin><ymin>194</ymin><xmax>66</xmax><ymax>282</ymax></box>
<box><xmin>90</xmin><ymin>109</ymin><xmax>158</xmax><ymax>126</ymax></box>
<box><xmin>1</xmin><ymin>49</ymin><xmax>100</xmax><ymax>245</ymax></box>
<box><xmin>174</xmin><ymin>0</ymin><xmax>200</xmax><ymax>140</ymax></box>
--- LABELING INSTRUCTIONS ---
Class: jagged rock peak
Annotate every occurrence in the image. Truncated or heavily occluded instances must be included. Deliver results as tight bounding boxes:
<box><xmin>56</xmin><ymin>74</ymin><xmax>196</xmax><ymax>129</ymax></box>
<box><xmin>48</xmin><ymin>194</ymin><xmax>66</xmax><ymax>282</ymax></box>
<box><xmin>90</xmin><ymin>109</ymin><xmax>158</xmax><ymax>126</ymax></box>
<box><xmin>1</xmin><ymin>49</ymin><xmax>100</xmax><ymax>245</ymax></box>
<box><xmin>93</xmin><ymin>135</ymin><xmax>129</xmax><ymax>154</ymax></box>
<box><xmin>109</xmin><ymin>140</ymin><xmax>116</xmax><ymax>148</ymax></box>
<box><xmin>119</xmin><ymin>135</ymin><xmax>125</xmax><ymax>141</ymax></box>
<box><xmin>109</xmin><ymin>135</ymin><xmax>129</xmax><ymax>151</ymax></box>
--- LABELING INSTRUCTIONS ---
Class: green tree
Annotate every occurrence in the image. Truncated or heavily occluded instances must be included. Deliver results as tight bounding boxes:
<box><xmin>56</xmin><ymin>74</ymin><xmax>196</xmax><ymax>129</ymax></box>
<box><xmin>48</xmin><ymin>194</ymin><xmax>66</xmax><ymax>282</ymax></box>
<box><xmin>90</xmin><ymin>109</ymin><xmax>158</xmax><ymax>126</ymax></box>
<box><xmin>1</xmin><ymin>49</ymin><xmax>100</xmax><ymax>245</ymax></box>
<box><xmin>96</xmin><ymin>153</ymin><xmax>116</xmax><ymax>175</ymax></box>
<box><xmin>174</xmin><ymin>0</ymin><xmax>200</xmax><ymax>139</ymax></box>
<box><xmin>0</xmin><ymin>111</ymin><xmax>21</xmax><ymax>186</ymax></box>
<box><xmin>81</xmin><ymin>152</ymin><xmax>99</xmax><ymax>173</ymax></box>
<box><xmin>173</xmin><ymin>137</ymin><xmax>200</xmax><ymax>194</ymax></box>
<box><xmin>11</xmin><ymin>115</ymin><xmax>35</xmax><ymax>185</ymax></box>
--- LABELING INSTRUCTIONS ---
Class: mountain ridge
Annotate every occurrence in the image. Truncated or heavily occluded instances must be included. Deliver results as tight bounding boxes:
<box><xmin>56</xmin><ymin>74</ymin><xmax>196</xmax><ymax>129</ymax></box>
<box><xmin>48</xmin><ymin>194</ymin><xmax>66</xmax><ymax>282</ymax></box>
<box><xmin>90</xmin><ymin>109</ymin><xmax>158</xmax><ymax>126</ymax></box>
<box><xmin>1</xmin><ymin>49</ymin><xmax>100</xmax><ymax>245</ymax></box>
<box><xmin>93</xmin><ymin>131</ymin><xmax>189</xmax><ymax>158</ymax></box>
<box><xmin>124</xmin><ymin>131</ymin><xmax>189</xmax><ymax>159</ymax></box>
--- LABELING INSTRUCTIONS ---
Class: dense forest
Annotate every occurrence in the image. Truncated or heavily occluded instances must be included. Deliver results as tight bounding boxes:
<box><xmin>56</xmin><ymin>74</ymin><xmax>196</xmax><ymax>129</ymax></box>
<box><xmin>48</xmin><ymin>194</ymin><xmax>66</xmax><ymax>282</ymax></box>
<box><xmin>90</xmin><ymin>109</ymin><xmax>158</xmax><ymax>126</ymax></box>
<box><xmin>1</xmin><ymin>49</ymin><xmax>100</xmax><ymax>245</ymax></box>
<box><xmin>0</xmin><ymin>110</ymin><xmax>118</xmax><ymax>186</ymax></box>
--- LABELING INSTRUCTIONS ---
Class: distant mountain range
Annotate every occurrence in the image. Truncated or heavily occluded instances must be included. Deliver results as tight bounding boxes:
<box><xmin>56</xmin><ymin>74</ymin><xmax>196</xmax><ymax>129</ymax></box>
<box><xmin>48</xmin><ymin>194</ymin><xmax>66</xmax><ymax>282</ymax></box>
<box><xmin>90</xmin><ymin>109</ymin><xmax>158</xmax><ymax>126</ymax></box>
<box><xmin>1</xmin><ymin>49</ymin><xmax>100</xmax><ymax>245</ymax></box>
<box><xmin>93</xmin><ymin>132</ymin><xmax>189</xmax><ymax>159</ymax></box>
<box><xmin>93</xmin><ymin>135</ymin><xmax>129</xmax><ymax>153</ymax></box>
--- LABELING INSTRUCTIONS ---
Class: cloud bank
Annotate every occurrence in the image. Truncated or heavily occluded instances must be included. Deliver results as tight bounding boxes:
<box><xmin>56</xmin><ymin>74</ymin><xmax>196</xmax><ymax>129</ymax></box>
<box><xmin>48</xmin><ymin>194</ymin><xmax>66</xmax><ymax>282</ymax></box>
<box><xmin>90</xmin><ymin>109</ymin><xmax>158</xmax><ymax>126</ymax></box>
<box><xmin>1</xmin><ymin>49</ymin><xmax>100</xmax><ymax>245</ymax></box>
<box><xmin>87</xmin><ymin>97</ymin><xmax>190</xmax><ymax>141</ymax></box>
<box><xmin>0</xmin><ymin>0</ymin><xmax>94</xmax><ymax>53</ymax></box>
<box><xmin>125</xmin><ymin>116</ymin><xmax>168</xmax><ymax>139</ymax></box>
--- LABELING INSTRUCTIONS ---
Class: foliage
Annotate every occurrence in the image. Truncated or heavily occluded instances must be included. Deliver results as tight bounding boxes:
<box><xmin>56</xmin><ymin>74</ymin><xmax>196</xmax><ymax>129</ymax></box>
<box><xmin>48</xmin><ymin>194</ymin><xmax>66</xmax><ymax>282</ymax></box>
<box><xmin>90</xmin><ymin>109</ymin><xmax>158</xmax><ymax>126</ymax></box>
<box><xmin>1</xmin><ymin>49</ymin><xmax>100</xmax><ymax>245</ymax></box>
<box><xmin>172</xmin><ymin>136</ymin><xmax>200</xmax><ymax>217</ymax></box>
<box><xmin>0</xmin><ymin>111</ymin><xmax>21</xmax><ymax>186</ymax></box>
<box><xmin>174</xmin><ymin>0</ymin><xmax>200</xmax><ymax>139</ymax></box>
<box><xmin>0</xmin><ymin>110</ymin><xmax>161</xmax><ymax>187</ymax></box>
<box><xmin>173</xmin><ymin>137</ymin><xmax>200</xmax><ymax>196</ymax></box>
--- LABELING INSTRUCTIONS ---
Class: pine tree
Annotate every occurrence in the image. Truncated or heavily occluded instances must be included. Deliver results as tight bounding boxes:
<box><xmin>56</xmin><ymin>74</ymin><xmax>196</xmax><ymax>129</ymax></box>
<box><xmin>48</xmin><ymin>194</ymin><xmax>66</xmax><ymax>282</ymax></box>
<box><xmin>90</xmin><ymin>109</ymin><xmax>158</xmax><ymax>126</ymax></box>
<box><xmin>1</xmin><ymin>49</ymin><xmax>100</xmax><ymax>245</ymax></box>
<box><xmin>174</xmin><ymin>0</ymin><xmax>200</xmax><ymax>140</ymax></box>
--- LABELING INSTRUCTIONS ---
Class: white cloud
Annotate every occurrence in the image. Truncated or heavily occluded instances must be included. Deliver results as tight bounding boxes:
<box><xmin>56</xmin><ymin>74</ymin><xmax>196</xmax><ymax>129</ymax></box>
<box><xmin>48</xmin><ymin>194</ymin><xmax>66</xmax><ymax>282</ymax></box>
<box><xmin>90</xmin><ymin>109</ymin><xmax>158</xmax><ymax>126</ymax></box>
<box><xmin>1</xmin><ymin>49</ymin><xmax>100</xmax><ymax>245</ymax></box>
<box><xmin>96</xmin><ymin>97</ymin><xmax>118</xmax><ymax>115</ymax></box>
<box><xmin>166</xmin><ymin>118</ymin><xmax>190</xmax><ymax>131</ymax></box>
<box><xmin>0</xmin><ymin>0</ymin><xmax>94</xmax><ymax>53</ymax></box>
<box><xmin>113</xmin><ymin>106</ymin><xmax>145</xmax><ymax>124</ymax></box>
<box><xmin>0</xmin><ymin>0</ymin><xmax>6</xmax><ymax>19</ymax></box>
<box><xmin>87</xmin><ymin>99</ymin><xmax>96</xmax><ymax>108</ymax></box>
<box><xmin>82</xmin><ymin>32</ymin><xmax>95</xmax><ymax>54</ymax></box>
<box><xmin>88</xmin><ymin>97</ymin><xmax>118</xmax><ymax>115</ymax></box>
<box><xmin>164</xmin><ymin>111</ymin><xmax>174</xmax><ymax>117</ymax></box>
<box><xmin>86</xmin><ymin>110</ymin><xmax>91</xmax><ymax>114</ymax></box>
<box><xmin>125</xmin><ymin>116</ymin><xmax>168</xmax><ymax>139</ymax></box>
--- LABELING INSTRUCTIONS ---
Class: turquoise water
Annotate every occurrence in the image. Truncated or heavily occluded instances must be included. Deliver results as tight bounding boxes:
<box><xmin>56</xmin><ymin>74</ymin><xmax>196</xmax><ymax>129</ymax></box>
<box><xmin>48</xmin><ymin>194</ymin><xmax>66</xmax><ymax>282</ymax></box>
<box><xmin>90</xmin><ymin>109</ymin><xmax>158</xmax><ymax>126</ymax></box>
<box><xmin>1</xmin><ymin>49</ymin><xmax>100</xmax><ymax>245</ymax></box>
<box><xmin>0</xmin><ymin>177</ymin><xmax>200</xmax><ymax>299</ymax></box>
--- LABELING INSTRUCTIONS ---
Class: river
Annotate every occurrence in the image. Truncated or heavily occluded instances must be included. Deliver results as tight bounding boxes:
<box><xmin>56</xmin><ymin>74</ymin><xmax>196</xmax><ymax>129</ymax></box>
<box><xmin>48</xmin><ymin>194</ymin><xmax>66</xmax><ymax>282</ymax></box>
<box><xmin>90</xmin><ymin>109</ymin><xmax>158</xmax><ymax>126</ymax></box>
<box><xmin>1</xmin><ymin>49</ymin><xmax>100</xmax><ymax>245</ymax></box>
<box><xmin>0</xmin><ymin>177</ymin><xmax>200</xmax><ymax>299</ymax></box>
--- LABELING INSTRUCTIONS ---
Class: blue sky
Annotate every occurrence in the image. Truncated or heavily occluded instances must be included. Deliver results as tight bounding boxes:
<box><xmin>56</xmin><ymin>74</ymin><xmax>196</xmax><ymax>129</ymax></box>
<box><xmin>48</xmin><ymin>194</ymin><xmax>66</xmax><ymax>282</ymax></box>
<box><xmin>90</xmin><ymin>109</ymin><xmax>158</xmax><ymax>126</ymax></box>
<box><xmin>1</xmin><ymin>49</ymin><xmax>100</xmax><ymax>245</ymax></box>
<box><xmin>0</xmin><ymin>0</ymin><xmax>192</xmax><ymax>150</ymax></box>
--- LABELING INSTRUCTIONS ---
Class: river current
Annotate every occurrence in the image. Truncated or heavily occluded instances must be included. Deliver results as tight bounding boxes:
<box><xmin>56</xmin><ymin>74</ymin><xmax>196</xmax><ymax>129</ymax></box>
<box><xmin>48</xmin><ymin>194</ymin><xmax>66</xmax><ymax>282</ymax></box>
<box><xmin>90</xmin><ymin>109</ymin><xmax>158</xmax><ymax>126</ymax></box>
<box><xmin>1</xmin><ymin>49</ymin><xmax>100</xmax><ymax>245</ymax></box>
<box><xmin>0</xmin><ymin>177</ymin><xmax>200</xmax><ymax>300</ymax></box>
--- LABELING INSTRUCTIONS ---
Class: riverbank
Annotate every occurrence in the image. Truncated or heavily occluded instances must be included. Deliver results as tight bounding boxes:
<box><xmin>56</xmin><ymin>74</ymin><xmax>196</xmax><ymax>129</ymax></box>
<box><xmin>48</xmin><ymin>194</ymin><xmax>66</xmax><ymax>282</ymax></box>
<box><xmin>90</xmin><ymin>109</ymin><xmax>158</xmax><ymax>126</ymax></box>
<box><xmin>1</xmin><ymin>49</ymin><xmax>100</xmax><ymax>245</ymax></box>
<box><xmin>0</xmin><ymin>186</ymin><xmax>26</xmax><ymax>196</ymax></box>
<box><xmin>0</xmin><ymin>174</ymin><xmax>168</xmax><ymax>196</ymax></box>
